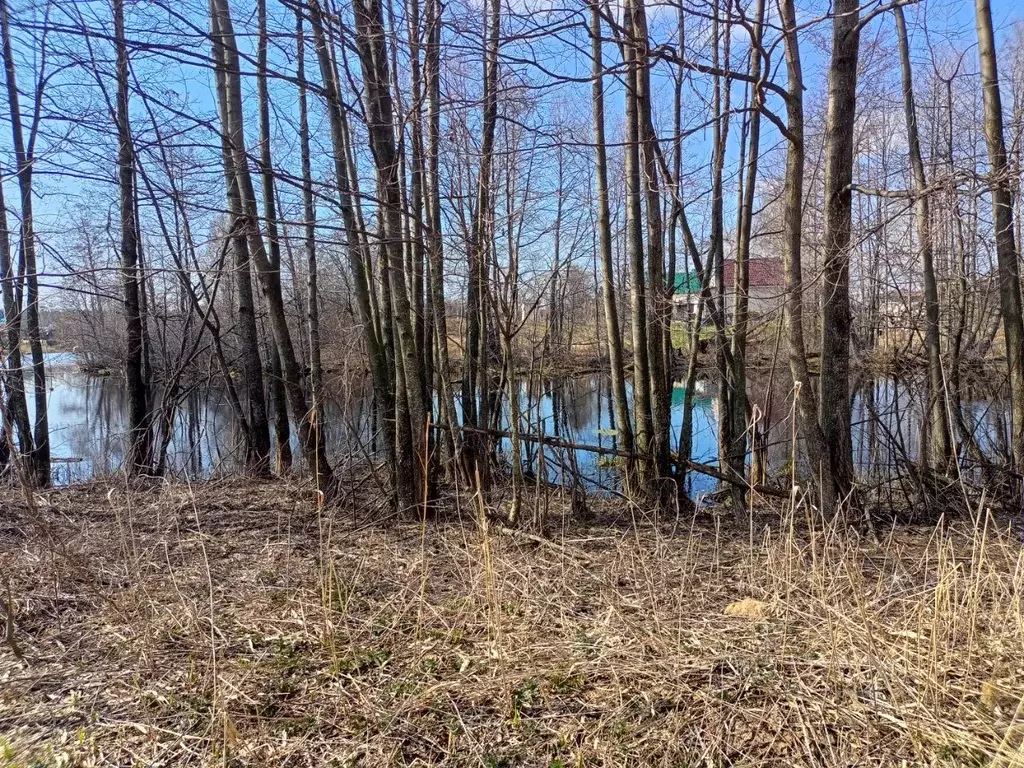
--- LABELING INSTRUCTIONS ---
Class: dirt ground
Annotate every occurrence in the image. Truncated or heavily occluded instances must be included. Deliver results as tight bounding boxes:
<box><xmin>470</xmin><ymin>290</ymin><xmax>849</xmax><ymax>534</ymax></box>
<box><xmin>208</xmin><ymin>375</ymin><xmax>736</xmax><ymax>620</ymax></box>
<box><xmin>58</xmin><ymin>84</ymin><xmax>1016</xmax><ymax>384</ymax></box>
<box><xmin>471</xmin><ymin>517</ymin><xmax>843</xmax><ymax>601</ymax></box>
<box><xmin>1</xmin><ymin>477</ymin><xmax>1023</xmax><ymax>766</ymax></box>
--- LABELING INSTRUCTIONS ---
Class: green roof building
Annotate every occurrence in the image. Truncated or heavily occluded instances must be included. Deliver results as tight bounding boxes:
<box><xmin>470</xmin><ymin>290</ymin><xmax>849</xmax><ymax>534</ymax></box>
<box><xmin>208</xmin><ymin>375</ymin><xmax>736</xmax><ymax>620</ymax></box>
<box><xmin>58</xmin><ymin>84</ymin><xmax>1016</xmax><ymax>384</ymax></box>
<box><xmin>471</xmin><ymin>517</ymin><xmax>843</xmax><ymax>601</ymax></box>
<box><xmin>673</xmin><ymin>271</ymin><xmax>702</xmax><ymax>295</ymax></box>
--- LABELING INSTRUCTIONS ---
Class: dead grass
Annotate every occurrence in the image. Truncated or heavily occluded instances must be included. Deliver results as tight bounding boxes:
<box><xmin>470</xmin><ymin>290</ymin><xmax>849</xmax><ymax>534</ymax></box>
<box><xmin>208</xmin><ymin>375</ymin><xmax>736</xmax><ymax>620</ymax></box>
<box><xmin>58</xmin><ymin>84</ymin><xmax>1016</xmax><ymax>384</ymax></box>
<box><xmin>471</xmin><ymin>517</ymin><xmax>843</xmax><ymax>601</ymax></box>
<box><xmin>1</xmin><ymin>477</ymin><xmax>1023</xmax><ymax>766</ymax></box>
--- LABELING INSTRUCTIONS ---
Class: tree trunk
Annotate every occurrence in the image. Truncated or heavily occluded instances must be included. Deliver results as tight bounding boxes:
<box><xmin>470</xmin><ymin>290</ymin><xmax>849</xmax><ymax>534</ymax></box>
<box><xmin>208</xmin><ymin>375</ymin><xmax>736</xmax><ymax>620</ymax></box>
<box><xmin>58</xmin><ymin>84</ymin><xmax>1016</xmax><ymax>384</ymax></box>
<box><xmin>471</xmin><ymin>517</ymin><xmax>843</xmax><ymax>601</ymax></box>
<box><xmin>424</xmin><ymin>0</ymin><xmax>460</xmax><ymax>462</ymax></box>
<box><xmin>895</xmin><ymin>5</ymin><xmax>953</xmax><ymax>470</ymax></box>
<box><xmin>296</xmin><ymin>9</ymin><xmax>325</xmax><ymax>451</ymax></box>
<box><xmin>728</xmin><ymin>0</ymin><xmax>765</xmax><ymax>513</ymax></box>
<box><xmin>0</xmin><ymin>156</ymin><xmax>33</xmax><ymax>470</ymax></box>
<box><xmin>462</xmin><ymin>0</ymin><xmax>500</xmax><ymax>481</ymax></box>
<box><xmin>256</xmin><ymin>0</ymin><xmax>292</xmax><ymax>472</ymax></box>
<box><xmin>589</xmin><ymin>0</ymin><xmax>634</xmax><ymax>466</ymax></box>
<box><xmin>210</xmin><ymin>0</ymin><xmax>270</xmax><ymax>472</ymax></box>
<box><xmin>975</xmin><ymin>0</ymin><xmax>1024</xmax><ymax>473</ymax></box>
<box><xmin>779</xmin><ymin>0</ymin><xmax>837</xmax><ymax>515</ymax></box>
<box><xmin>353</xmin><ymin>0</ymin><xmax>429</xmax><ymax>512</ymax></box>
<box><xmin>406</xmin><ymin>0</ymin><xmax>432</xmax><ymax>419</ymax></box>
<box><xmin>708</xmin><ymin>3</ymin><xmax>738</xmax><ymax>511</ymax></box>
<box><xmin>113</xmin><ymin>0</ymin><xmax>151</xmax><ymax>475</ymax></box>
<box><xmin>211</xmin><ymin>0</ymin><xmax>332</xmax><ymax>489</ymax></box>
<box><xmin>630</xmin><ymin>0</ymin><xmax>670</xmax><ymax>478</ymax></box>
<box><xmin>0</xmin><ymin>0</ymin><xmax>48</xmax><ymax>486</ymax></box>
<box><xmin>818</xmin><ymin>0</ymin><xmax>859</xmax><ymax>510</ymax></box>
<box><xmin>308</xmin><ymin>0</ymin><xmax>396</xmax><ymax>480</ymax></box>
<box><xmin>622</xmin><ymin>0</ymin><xmax>654</xmax><ymax>481</ymax></box>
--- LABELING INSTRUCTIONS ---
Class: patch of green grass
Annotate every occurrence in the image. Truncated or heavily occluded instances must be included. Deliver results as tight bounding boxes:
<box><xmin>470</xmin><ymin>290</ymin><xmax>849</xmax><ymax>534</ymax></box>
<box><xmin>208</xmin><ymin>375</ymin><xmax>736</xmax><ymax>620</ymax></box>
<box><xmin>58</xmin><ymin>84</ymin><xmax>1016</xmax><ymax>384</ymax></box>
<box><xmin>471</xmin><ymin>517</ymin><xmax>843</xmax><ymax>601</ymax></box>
<box><xmin>545</xmin><ymin>670</ymin><xmax>587</xmax><ymax>695</ymax></box>
<box><xmin>483</xmin><ymin>753</ymin><xmax>522</xmax><ymax>768</ymax></box>
<box><xmin>333</xmin><ymin>647</ymin><xmax>391</xmax><ymax>675</ymax></box>
<box><xmin>447</xmin><ymin>628</ymin><xmax>468</xmax><ymax>647</ymax></box>
<box><xmin>671</xmin><ymin>321</ymin><xmax>717</xmax><ymax>349</ymax></box>
<box><xmin>609</xmin><ymin>719</ymin><xmax>632</xmax><ymax>739</ymax></box>
<box><xmin>510</xmin><ymin>679</ymin><xmax>540</xmax><ymax>725</ymax></box>
<box><xmin>0</xmin><ymin>738</ymin><xmax>82</xmax><ymax>768</ymax></box>
<box><xmin>389</xmin><ymin>679</ymin><xmax>420</xmax><ymax>698</ymax></box>
<box><xmin>933</xmin><ymin>743</ymin><xmax>988</xmax><ymax>766</ymax></box>
<box><xmin>282</xmin><ymin>715</ymin><xmax>317</xmax><ymax>737</ymax></box>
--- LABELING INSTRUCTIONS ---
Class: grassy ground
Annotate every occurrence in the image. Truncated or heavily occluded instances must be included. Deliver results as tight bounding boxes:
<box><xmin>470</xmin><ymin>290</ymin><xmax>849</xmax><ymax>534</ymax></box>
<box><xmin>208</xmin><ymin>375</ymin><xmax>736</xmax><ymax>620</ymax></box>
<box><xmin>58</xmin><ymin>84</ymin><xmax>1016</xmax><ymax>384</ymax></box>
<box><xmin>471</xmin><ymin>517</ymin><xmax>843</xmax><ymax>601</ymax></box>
<box><xmin>2</xmin><ymin>478</ymin><xmax>1023</xmax><ymax>766</ymax></box>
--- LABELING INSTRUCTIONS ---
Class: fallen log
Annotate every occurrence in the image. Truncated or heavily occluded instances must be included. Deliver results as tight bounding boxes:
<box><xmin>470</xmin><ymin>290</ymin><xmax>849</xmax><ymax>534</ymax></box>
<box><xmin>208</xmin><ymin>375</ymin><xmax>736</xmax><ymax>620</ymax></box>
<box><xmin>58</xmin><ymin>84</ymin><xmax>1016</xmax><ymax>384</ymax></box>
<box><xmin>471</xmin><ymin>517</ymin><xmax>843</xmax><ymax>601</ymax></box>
<box><xmin>447</xmin><ymin>424</ymin><xmax>790</xmax><ymax>499</ymax></box>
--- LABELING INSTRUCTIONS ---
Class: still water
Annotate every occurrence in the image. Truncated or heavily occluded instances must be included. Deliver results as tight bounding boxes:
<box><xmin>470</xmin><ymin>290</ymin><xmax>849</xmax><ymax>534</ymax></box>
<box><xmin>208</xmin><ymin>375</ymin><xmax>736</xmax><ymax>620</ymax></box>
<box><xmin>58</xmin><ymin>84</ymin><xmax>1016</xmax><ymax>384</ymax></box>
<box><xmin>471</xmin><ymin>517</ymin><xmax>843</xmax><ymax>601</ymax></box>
<box><xmin>23</xmin><ymin>354</ymin><xmax>1012</xmax><ymax>496</ymax></box>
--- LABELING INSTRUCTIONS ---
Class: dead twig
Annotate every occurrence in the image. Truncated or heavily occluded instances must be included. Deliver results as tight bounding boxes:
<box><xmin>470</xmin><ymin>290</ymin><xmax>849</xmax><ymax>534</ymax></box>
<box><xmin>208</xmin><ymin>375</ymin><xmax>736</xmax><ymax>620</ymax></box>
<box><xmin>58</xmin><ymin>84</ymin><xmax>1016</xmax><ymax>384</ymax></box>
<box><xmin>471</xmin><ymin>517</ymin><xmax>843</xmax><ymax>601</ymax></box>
<box><xmin>2</xmin><ymin>578</ymin><xmax>24</xmax><ymax>659</ymax></box>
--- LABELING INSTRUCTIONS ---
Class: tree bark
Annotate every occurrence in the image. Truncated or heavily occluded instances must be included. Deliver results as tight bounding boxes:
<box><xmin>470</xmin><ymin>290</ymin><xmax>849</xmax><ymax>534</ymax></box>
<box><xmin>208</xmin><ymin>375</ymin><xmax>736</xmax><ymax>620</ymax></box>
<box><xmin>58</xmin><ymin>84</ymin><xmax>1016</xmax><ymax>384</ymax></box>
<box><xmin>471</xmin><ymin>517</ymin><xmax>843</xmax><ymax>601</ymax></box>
<box><xmin>295</xmin><ymin>9</ymin><xmax>325</xmax><ymax>452</ymax></box>
<box><xmin>0</xmin><ymin>0</ymin><xmax>48</xmax><ymax>486</ymax></box>
<box><xmin>708</xmin><ymin>2</ymin><xmax>738</xmax><ymax>511</ymax></box>
<box><xmin>779</xmin><ymin>0</ymin><xmax>837</xmax><ymax>515</ymax></box>
<box><xmin>630</xmin><ymin>0</ymin><xmax>670</xmax><ymax>477</ymax></box>
<box><xmin>818</xmin><ymin>0</ymin><xmax>859</xmax><ymax>509</ymax></box>
<box><xmin>113</xmin><ymin>0</ymin><xmax>151</xmax><ymax>475</ymax></box>
<box><xmin>209</xmin><ymin>0</ymin><xmax>270</xmax><ymax>472</ymax></box>
<box><xmin>895</xmin><ymin>5</ymin><xmax>953</xmax><ymax>470</ymax></box>
<box><xmin>975</xmin><ymin>0</ymin><xmax>1024</xmax><ymax>473</ymax></box>
<box><xmin>211</xmin><ymin>0</ymin><xmax>332</xmax><ymax>488</ymax></box>
<box><xmin>406</xmin><ymin>0</ymin><xmax>432</xmax><ymax>417</ymax></box>
<box><xmin>462</xmin><ymin>0</ymin><xmax>500</xmax><ymax>481</ymax></box>
<box><xmin>0</xmin><ymin>155</ymin><xmax>32</xmax><ymax>470</ymax></box>
<box><xmin>589</xmin><ymin>1</ymin><xmax>634</xmax><ymax>466</ymax></box>
<box><xmin>423</xmin><ymin>0</ymin><xmax>460</xmax><ymax>462</ymax></box>
<box><xmin>256</xmin><ymin>0</ymin><xmax>292</xmax><ymax>472</ymax></box>
<box><xmin>728</xmin><ymin>0</ymin><xmax>765</xmax><ymax>513</ymax></box>
<box><xmin>622</xmin><ymin>0</ymin><xmax>654</xmax><ymax>481</ymax></box>
<box><xmin>307</xmin><ymin>0</ymin><xmax>396</xmax><ymax>479</ymax></box>
<box><xmin>353</xmin><ymin>0</ymin><xmax>429</xmax><ymax>512</ymax></box>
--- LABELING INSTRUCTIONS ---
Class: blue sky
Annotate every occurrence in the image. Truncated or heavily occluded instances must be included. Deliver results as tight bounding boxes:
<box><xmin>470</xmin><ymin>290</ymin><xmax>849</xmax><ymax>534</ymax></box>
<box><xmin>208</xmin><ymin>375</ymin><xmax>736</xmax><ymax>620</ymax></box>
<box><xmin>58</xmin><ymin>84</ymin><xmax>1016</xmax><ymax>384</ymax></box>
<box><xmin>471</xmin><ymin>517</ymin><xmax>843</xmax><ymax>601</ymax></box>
<box><xmin>1</xmin><ymin>0</ymin><xmax>1023</xmax><ymax>300</ymax></box>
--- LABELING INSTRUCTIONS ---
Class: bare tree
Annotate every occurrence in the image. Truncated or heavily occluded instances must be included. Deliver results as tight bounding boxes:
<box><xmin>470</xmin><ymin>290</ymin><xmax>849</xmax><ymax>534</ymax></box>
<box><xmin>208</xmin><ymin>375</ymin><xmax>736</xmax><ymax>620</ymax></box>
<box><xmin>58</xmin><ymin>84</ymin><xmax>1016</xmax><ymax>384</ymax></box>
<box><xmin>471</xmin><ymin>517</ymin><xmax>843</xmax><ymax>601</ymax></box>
<box><xmin>895</xmin><ymin>5</ymin><xmax>953</xmax><ymax>470</ymax></box>
<box><xmin>256</xmin><ymin>0</ymin><xmax>292</xmax><ymax>472</ymax></box>
<box><xmin>0</xmin><ymin>156</ymin><xmax>32</xmax><ymax>470</ymax></box>
<box><xmin>352</xmin><ymin>0</ymin><xmax>429</xmax><ymax>511</ymax></box>
<box><xmin>818</xmin><ymin>0</ymin><xmax>860</xmax><ymax>508</ymax></box>
<box><xmin>975</xmin><ymin>0</ymin><xmax>1024</xmax><ymax>474</ymax></box>
<box><xmin>0</xmin><ymin>0</ymin><xmax>49</xmax><ymax>485</ymax></box>
<box><xmin>308</xmin><ymin>0</ymin><xmax>399</xmax><ymax>486</ymax></box>
<box><xmin>209</xmin><ymin>0</ymin><xmax>270</xmax><ymax>472</ymax></box>
<box><xmin>778</xmin><ymin>0</ymin><xmax>837</xmax><ymax>515</ymax></box>
<box><xmin>295</xmin><ymin>7</ymin><xmax>324</xmax><ymax>454</ymax></box>
<box><xmin>728</xmin><ymin>0</ymin><xmax>766</xmax><ymax>512</ymax></box>
<box><xmin>210</xmin><ymin>0</ymin><xmax>332</xmax><ymax>488</ymax></box>
<box><xmin>113</xmin><ymin>0</ymin><xmax>151</xmax><ymax>474</ymax></box>
<box><xmin>589</xmin><ymin>0</ymin><xmax>633</xmax><ymax>466</ymax></box>
<box><xmin>622</xmin><ymin>0</ymin><xmax>654</xmax><ymax>481</ymax></box>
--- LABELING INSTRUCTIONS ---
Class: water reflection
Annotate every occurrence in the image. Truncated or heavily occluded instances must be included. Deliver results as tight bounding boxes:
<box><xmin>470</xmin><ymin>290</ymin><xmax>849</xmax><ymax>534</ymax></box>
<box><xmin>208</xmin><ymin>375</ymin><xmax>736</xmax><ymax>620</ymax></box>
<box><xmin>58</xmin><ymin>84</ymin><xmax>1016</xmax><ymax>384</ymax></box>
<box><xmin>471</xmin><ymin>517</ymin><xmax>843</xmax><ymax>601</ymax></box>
<box><xmin>494</xmin><ymin>372</ymin><xmax>1009</xmax><ymax>498</ymax></box>
<box><xmin>16</xmin><ymin>354</ymin><xmax>1011</xmax><ymax>496</ymax></box>
<box><xmin>24</xmin><ymin>354</ymin><xmax>375</xmax><ymax>485</ymax></box>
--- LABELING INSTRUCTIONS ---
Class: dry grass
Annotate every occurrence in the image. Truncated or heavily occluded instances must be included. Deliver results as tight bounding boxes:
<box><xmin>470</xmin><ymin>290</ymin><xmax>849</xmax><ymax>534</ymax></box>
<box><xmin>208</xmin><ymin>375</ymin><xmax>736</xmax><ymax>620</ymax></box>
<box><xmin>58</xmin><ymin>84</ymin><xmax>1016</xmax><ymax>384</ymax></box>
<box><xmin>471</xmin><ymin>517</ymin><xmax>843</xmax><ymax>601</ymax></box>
<box><xmin>2</xmin><ymin>477</ymin><xmax>1023</xmax><ymax>766</ymax></box>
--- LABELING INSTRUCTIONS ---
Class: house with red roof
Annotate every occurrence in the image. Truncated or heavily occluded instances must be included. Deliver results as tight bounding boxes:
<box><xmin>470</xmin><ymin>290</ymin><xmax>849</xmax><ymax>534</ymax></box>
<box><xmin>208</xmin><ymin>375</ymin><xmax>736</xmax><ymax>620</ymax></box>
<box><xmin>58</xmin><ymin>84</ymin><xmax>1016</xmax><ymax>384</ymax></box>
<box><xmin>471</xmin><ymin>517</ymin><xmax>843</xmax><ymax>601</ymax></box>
<box><xmin>673</xmin><ymin>256</ymin><xmax>784</xmax><ymax>323</ymax></box>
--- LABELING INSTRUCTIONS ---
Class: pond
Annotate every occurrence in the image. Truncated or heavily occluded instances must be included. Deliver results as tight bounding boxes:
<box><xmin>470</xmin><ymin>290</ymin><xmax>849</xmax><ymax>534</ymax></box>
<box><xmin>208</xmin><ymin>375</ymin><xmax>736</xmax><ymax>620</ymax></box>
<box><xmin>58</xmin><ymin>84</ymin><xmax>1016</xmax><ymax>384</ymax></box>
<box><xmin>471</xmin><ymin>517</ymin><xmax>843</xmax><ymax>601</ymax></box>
<box><xmin>18</xmin><ymin>354</ymin><xmax>1013</xmax><ymax>497</ymax></box>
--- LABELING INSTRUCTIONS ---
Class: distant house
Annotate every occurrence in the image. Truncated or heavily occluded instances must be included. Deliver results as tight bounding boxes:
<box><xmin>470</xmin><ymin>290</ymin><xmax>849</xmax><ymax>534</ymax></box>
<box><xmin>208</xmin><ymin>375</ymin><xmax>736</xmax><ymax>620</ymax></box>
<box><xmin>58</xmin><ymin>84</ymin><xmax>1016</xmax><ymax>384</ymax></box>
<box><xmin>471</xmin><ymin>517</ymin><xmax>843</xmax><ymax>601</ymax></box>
<box><xmin>877</xmin><ymin>288</ymin><xmax>923</xmax><ymax>330</ymax></box>
<box><xmin>673</xmin><ymin>257</ymin><xmax>784</xmax><ymax>322</ymax></box>
<box><xmin>672</xmin><ymin>271</ymin><xmax>703</xmax><ymax>322</ymax></box>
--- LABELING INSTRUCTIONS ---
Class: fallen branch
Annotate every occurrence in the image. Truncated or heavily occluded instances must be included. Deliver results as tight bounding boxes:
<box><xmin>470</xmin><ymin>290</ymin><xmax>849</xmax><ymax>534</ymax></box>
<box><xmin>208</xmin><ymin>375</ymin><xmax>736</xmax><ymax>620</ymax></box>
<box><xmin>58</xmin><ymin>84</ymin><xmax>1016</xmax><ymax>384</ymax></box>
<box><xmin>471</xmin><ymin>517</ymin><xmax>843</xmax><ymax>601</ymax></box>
<box><xmin>498</xmin><ymin>526</ymin><xmax>593</xmax><ymax>563</ymax></box>
<box><xmin>450</xmin><ymin>424</ymin><xmax>790</xmax><ymax>499</ymax></box>
<box><xmin>2</xmin><ymin>579</ymin><xmax>23</xmax><ymax>659</ymax></box>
